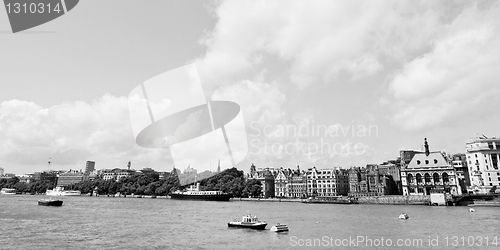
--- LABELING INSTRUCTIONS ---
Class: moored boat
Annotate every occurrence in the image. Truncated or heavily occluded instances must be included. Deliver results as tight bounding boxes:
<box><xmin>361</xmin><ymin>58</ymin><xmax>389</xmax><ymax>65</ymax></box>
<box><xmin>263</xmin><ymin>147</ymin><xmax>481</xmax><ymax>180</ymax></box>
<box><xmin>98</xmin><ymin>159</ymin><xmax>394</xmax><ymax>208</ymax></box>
<box><xmin>0</xmin><ymin>188</ymin><xmax>17</xmax><ymax>195</ymax></box>
<box><xmin>270</xmin><ymin>223</ymin><xmax>289</xmax><ymax>232</ymax></box>
<box><xmin>38</xmin><ymin>199</ymin><xmax>63</xmax><ymax>207</ymax></box>
<box><xmin>170</xmin><ymin>183</ymin><xmax>232</xmax><ymax>201</ymax></box>
<box><xmin>228</xmin><ymin>214</ymin><xmax>267</xmax><ymax>230</ymax></box>
<box><xmin>46</xmin><ymin>186</ymin><xmax>81</xmax><ymax>196</ymax></box>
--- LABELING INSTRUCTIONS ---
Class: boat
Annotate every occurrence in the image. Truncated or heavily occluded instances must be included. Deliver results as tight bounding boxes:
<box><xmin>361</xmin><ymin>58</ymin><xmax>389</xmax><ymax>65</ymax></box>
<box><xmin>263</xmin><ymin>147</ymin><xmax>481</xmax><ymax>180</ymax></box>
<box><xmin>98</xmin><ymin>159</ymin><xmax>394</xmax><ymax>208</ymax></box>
<box><xmin>38</xmin><ymin>199</ymin><xmax>63</xmax><ymax>207</ymax></box>
<box><xmin>270</xmin><ymin>223</ymin><xmax>289</xmax><ymax>232</ymax></box>
<box><xmin>0</xmin><ymin>188</ymin><xmax>17</xmax><ymax>195</ymax></box>
<box><xmin>302</xmin><ymin>196</ymin><xmax>357</xmax><ymax>204</ymax></box>
<box><xmin>46</xmin><ymin>186</ymin><xmax>81</xmax><ymax>196</ymax></box>
<box><xmin>227</xmin><ymin>214</ymin><xmax>267</xmax><ymax>230</ymax></box>
<box><xmin>170</xmin><ymin>183</ymin><xmax>232</xmax><ymax>201</ymax></box>
<box><xmin>398</xmin><ymin>213</ymin><xmax>409</xmax><ymax>220</ymax></box>
<box><xmin>469</xmin><ymin>208</ymin><xmax>476</xmax><ymax>212</ymax></box>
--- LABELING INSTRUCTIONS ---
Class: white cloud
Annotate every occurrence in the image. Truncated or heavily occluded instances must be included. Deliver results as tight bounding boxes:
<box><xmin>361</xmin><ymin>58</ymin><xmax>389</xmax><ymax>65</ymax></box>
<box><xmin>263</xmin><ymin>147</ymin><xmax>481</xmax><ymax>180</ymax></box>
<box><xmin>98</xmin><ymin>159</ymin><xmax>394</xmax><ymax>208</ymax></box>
<box><xmin>388</xmin><ymin>2</ymin><xmax>500</xmax><ymax>130</ymax></box>
<box><xmin>0</xmin><ymin>94</ymin><xmax>138</xmax><ymax>173</ymax></box>
<box><xmin>211</xmin><ymin>80</ymin><xmax>286</xmax><ymax>125</ymax></box>
<box><xmin>196</xmin><ymin>0</ymin><xmax>459</xmax><ymax>90</ymax></box>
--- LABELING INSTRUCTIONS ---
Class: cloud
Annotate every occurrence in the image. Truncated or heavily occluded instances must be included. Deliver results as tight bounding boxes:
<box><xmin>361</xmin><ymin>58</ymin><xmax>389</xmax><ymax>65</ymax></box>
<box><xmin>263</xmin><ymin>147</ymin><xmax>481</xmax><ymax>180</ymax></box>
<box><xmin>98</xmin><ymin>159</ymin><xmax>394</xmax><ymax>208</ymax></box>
<box><xmin>0</xmin><ymin>94</ymin><xmax>136</xmax><ymax>173</ymax></box>
<box><xmin>195</xmin><ymin>0</ymin><xmax>464</xmax><ymax>90</ymax></box>
<box><xmin>211</xmin><ymin>79</ymin><xmax>286</xmax><ymax>125</ymax></box>
<box><xmin>388</xmin><ymin>2</ymin><xmax>500</xmax><ymax>130</ymax></box>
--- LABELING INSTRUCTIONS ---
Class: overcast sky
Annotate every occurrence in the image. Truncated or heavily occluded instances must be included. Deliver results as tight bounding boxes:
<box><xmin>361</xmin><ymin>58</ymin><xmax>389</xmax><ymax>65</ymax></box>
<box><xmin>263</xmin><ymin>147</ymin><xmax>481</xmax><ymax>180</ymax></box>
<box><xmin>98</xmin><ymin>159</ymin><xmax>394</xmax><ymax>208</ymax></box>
<box><xmin>1</xmin><ymin>0</ymin><xmax>499</xmax><ymax>175</ymax></box>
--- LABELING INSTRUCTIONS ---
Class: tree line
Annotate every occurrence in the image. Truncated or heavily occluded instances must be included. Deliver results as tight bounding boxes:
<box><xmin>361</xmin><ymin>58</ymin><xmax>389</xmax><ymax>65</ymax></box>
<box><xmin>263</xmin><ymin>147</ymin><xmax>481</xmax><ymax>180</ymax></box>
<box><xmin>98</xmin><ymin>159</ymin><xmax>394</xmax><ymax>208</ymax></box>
<box><xmin>0</xmin><ymin>177</ymin><xmax>55</xmax><ymax>194</ymax></box>
<box><xmin>1</xmin><ymin>167</ymin><xmax>263</xmax><ymax>197</ymax></box>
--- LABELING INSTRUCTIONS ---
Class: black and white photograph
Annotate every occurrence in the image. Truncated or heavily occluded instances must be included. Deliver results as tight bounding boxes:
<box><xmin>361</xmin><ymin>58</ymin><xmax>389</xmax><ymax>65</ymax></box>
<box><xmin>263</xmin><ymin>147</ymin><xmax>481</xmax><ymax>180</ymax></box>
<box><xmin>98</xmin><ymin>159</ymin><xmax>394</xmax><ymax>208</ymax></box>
<box><xmin>1</xmin><ymin>0</ymin><xmax>499</xmax><ymax>249</ymax></box>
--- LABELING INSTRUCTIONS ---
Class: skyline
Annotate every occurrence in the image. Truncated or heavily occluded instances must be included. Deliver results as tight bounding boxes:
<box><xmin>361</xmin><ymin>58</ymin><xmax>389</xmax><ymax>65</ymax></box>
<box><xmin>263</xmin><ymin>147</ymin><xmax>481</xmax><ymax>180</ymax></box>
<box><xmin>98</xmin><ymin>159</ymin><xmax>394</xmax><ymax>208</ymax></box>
<box><xmin>1</xmin><ymin>0</ymin><xmax>500</xmax><ymax>175</ymax></box>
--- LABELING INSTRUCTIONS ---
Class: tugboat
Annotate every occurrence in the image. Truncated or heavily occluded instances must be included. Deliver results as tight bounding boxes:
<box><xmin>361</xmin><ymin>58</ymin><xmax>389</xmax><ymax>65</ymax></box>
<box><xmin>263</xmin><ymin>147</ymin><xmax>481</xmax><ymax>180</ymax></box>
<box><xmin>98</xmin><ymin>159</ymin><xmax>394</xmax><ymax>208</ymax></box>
<box><xmin>270</xmin><ymin>223</ymin><xmax>289</xmax><ymax>232</ymax></box>
<box><xmin>228</xmin><ymin>214</ymin><xmax>267</xmax><ymax>230</ymax></box>
<box><xmin>398</xmin><ymin>213</ymin><xmax>409</xmax><ymax>220</ymax></box>
<box><xmin>38</xmin><ymin>199</ymin><xmax>63</xmax><ymax>207</ymax></box>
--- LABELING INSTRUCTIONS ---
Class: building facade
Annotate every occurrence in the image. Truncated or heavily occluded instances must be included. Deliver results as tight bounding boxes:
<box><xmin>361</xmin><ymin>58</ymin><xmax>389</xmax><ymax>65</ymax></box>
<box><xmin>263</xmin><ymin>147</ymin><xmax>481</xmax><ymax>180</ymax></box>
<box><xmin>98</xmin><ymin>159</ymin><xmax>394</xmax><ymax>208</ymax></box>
<box><xmin>348</xmin><ymin>165</ymin><xmax>399</xmax><ymax>197</ymax></box>
<box><xmin>401</xmin><ymin>139</ymin><xmax>462</xmax><ymax>196</ymax></box>
<box><xmin>306</xmin><ymin>167</ymin><xmax>349</xmax><ymax>198</ymax></box>
<box><xmin>57</xmin><ymin>170</ymin><xmax>84</xmax><ymax>187</ymax></box>
<box><xmin>85</xmin><ymin>161</ymin><xmax>95</xmax><ymax>174</ymax></box>
<box><xmin>247</xmin><ymin>164</ymin><xmax>275</xmax><ymax>198</ymax></box>
<box><xmin>451</xmin><ymin>153</ymin><xmax>471</xmax><ymax>193</ymax></box>
<box><xmin>465</xmin><ymin>136</ymin><xmax>500</xmax><ymax>193</ymax></box>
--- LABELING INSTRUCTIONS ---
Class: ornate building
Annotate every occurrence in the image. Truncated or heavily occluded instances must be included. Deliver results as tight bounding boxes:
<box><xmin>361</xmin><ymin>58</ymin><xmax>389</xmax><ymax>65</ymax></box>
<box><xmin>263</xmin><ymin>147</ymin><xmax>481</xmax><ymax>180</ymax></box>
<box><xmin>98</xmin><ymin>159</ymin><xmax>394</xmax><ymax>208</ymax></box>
<box><xmin>306</xmin><ymin>167</ymin><xmax>349</xmax><ymax>197</ymax></box>
<box><xmin>273</xmin><ymin>166</ymin><xmax>307</xmax><ymax>198</ymax></box>
<box><xmin>247</xmin><ymin>164</ymin><xmax>275</xmax><ymax>198</ymax></box>
<box><xmin>400</xmin><ymin>139</ymin><xmax>462</xmax><ymax>196</ymax></box>
<box><xmin>348</xmin><ymin>165</ymin><xmax>399</xmax><ymax>197</ymax></box>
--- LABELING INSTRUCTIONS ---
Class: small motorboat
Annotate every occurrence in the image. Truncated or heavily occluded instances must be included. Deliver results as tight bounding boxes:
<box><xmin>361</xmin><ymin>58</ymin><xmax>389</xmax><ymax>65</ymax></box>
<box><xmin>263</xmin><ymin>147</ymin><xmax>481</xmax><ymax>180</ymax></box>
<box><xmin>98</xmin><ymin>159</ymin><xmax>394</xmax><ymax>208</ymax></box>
<box><xmin>228</xmin><ymin>214</ymin><xmax>267</xmax><ymax>230</ymax></box>
<box><xmin>270</xmin><ymin>223</ymin><xmax>289</xmax><ymax>232</ymax></box>
<box><xmin>38</xmin><ymin>199</ymin><xmax>63</xmax><ymax>207</ymax></box>
<box><xmin>398</xmin><ymin>213</ymin><xmax>409</xmax><ymax>220</ymax></box>
<box><xmin>469</xmin><ymin>208</ymin><xmax>475</xmax><ymax>212</ymax></box>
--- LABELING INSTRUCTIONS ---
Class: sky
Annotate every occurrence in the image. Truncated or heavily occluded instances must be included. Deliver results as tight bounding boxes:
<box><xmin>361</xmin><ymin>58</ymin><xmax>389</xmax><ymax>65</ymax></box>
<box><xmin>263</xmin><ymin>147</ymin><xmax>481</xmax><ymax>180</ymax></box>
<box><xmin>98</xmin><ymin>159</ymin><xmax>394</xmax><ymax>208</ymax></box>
<box><xmin>1</xmin><ymin>0</ymin><xmax>499</xmax><ymax>175</ymax></box>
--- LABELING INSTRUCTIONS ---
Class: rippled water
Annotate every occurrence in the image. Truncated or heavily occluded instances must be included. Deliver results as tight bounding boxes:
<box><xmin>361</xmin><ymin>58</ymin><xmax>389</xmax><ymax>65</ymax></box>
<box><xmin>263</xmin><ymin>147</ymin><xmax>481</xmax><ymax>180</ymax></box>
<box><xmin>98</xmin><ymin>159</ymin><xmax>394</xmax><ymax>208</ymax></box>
<box><xmin>1</xmin><ymin>195</ymin><xmax>499</xmax><ymax>249</ymax></box>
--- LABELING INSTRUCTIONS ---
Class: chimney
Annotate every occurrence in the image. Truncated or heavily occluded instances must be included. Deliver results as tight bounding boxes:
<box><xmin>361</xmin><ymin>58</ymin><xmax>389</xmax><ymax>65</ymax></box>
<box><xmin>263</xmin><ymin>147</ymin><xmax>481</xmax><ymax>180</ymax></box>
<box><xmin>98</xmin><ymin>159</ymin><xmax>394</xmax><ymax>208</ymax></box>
<box><xmin>424</xmin><ymin>138</ymin><xmax>430</xmax><ymax>156</ymax></box>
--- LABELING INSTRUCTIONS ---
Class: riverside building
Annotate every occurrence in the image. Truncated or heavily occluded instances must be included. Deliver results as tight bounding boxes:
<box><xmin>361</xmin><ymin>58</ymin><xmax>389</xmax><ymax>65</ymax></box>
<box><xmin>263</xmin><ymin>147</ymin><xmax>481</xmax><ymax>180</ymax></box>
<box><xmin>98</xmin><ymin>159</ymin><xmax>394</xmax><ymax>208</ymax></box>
<box><xmin>465</xmin><ymin>136</ymin><xmax>500</xmax><ymax>193</ymax></box>
<box><xmin>306</xmin><ymin>167</ymin><xmax>349</xmax><ymax>197</ymax></box>
<box><xmin>400</xmin><ymin>139</ymin><xmax>462</xmax><ymax>196</ymax></box>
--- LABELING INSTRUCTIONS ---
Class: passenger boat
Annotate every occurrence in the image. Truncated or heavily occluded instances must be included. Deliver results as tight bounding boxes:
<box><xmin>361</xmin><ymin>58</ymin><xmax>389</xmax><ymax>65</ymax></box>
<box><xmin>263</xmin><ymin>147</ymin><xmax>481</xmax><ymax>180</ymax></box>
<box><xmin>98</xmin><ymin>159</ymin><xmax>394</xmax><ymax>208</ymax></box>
<box><xmin>270</xmin><ymin>223</ymin><xmax>289</xmax><ymax>232</ymax></box>
<box><xmin>0</xmin><ymin>188</ymin><xmax>17</xmax><ymax>195</ymax></box>
<box><xmin>228</xmin><ymin>214</ymin><xmax>267</xmax><ymax>230</ymax></box>
<box><xmin>398</xmin><ymin>213</ymin><xmax>409</xmax><ymax>220</ymax></box>
<box><xmin>46</xmin><ymin>186</ymin><xmax>81</xmax><ymax>196</ymax></box>
<box><xmin>38</xmin><ymin>199</ymin><xmax>63</xmax><ymax>207</ymax></box>
<box><xmin>170</xmin><ymin>183</ymin><xmax>232</xmax><ymax>201</ymax></box>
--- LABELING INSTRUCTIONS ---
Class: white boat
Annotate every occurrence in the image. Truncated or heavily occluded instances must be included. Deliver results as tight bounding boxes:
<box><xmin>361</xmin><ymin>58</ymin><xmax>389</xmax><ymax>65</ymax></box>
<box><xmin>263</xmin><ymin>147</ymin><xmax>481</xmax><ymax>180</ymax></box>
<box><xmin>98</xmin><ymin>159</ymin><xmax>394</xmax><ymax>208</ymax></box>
<box><xmin>270</xmin><ymin>223</ymin><xmax>289</xmax><ymax>232</ymax></box>
<box><xmin>0</xmin><ymin>188</ymin><xmax>17</xmax><ymax>195</ymax></box>
<box><xmin>398</xmin><ymin>213</ymin><xmax>409</xmax><ymax>220</ymax></box>
<box><xmin>469</xmin><ymin>208</ymin><xmax>475</xmax><ymax>212</ymax></box>
<box><xmin>46</xmin><ymin>187</ymin><xmax>81</xmax><ymax>196</ymax></box>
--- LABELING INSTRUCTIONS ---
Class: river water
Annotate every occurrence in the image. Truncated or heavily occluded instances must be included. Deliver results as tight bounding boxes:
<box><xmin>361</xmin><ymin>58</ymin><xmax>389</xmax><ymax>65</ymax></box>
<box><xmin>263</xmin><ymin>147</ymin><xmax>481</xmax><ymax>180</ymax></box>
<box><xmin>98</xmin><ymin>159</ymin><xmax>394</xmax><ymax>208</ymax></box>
<box><xmin>1</xmin><ymin>195</ymin><xmax>499</xmax><ymax>249</ymax></box>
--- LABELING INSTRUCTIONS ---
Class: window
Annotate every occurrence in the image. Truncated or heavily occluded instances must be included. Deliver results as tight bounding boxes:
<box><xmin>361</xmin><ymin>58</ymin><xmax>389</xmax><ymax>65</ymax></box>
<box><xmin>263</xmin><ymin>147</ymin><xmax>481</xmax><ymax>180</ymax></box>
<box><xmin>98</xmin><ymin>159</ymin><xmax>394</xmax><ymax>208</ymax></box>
<box><xmin>433</xmin><ymin>173</ymin><xmax>440</xmax><ymax>183</ymax></box>
<box><xmin>442</xmin><ymin>173</ymin><xmax>449</xmax><ymax>183</ymax></box>
<box><xmin>416</xmin><ymin>174</ymin><xmax>422</xmax><ymax>184</ymax></box>
<box><xmin>425</xmin><ymin>173</ymin><xmax>431</xmax><ymax>183</ymax></box>
<box><xmin>425</xmin><ymin>160</ymin><xmax>429</xmax><ymax>165</ymax></box>
<box><xmin>434</xmin><ymin>159</ymin><xmax>438</xmax><ymax>164</ymax></box>
<box><xmin>417</xmin><ymin>160</ymin><xmax>421</xmax><ymax>165</ymax></box>
<box><xmin>407</xmin><ymin>174</ymin><xmax>414</xmax><ymax>184</ymax></box>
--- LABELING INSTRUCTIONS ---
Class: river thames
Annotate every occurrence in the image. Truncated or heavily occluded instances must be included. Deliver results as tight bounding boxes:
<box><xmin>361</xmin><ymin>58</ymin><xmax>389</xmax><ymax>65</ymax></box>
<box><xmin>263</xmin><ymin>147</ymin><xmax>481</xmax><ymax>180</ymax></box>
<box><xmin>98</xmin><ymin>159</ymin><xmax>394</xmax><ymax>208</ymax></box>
<box><xmin>1</xmin><ymin>195</ymin><xmax>499</xmax><ymax>249</ymax></box>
